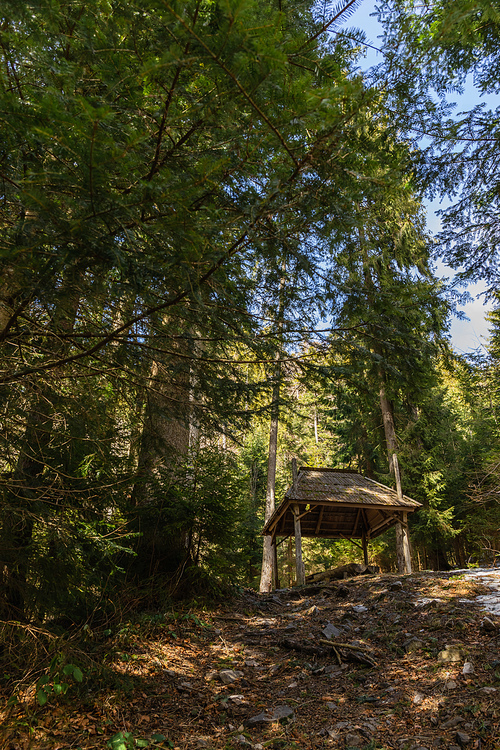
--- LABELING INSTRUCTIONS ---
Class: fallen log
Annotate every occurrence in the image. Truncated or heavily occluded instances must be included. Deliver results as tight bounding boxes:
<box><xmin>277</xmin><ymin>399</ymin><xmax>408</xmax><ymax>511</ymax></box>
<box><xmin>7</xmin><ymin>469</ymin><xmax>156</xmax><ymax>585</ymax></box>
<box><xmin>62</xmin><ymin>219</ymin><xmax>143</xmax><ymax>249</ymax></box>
<box><xmin>278</xmin><ymin>638</ymin><xmax>377</xmax><ymax>667</ymax></box>
<box><xmin>306</xmin><ymin>563</ymin><xmax>379</xmax><ymax>583</ymax></box>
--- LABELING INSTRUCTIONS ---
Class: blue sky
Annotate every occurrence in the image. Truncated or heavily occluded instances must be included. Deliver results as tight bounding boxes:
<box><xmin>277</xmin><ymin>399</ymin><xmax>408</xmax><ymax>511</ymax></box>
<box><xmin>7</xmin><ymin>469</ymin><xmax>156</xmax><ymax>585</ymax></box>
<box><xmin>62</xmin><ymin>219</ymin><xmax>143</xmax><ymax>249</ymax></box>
<box><xmin>342</xmin><ymin>0</ymin><xmax>493</xmax><ymax>354</ymax></box>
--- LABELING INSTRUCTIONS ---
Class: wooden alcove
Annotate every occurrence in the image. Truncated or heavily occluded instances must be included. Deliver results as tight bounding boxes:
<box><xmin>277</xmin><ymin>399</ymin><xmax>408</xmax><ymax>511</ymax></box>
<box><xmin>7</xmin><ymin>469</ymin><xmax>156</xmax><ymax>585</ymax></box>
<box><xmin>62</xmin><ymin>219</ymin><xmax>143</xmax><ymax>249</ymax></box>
<box><xmin>262</xmin><ymin>466</ymin><xmax>421</xmax><ymax>585</ymax></box>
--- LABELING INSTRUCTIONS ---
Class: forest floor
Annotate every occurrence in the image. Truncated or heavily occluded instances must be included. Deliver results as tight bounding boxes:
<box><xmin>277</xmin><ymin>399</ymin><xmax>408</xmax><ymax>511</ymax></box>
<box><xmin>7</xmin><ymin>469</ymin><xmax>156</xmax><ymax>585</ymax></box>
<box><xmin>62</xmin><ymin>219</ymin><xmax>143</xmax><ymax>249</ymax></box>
<box><xmin>1</xmin><ymin>571</ymin><xmax>500</xmax><ymax>750</ymax></box>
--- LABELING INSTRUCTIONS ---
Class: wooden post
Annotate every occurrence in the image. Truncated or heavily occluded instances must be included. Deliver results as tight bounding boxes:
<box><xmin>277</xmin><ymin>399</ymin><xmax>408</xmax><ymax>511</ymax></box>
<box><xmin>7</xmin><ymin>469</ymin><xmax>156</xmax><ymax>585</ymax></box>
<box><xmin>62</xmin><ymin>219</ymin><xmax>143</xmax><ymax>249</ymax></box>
<box><xmin>288</xmin><ymin>536</ymin><xmax>294</xmax><ymax>587</ymax></box>
<box><xmin>362</xmin><ymin>531</ymin><xmax>369</xmax><ymax>566</ymax></box>
<box><xmin>293</xmin><ymin>503</ymin><xmax>305</xmax><ymax>586</ymax></box>
<box><xmin>273</xmin><ymin>541</ymin><xmax>280</xmax><ymax>589</ymax></box>
<box><xmin>393</xmin><ymin>454</ymin><xmax>412</xmax><ymax>574</ymax></box>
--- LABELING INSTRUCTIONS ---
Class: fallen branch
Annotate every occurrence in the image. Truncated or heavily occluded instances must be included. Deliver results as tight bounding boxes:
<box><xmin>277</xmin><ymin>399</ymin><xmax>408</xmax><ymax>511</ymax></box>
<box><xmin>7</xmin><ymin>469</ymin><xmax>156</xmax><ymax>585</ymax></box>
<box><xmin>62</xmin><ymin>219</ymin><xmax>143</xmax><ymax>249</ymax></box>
<box><xmin>318</xmin><ymin>639</ymin><xmax>373</xmax><ymax>654</ymax></box>
<box><xmin>278</xmin><ymin>638</ymin><xmax>329</xmax><ymax>656</ymax></box>
<box><xmin>318</xmin><ymin>639</ymin><xmax>377</xmax><ymax>666</ymax></box>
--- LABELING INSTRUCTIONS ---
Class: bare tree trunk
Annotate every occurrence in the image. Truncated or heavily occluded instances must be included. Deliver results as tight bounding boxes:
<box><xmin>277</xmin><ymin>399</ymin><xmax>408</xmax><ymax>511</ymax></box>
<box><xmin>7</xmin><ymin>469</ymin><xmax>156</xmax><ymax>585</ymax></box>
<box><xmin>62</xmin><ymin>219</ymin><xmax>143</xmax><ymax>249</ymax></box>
<box><xmin>259</xmin><ymin>259</ymin><xmax>286</xmax><ymax>593</ymax></box>
<box><xmin>260</xmin><ymin>367</ymin><xmax>280</xmax><ymax>593</ymax></box>
<box><xmin>378</xmin><ymin>376</ymin><xmax>412</xmax><ymax>574</ymax></box>
<box><xmin>130</xmin><ymin>350</ymin><xmax>191</xmax><ymax>579</ymax></box>
<box><xmin>392</xmin><ymin>454</ymin><xmax>412</xmax><ymax>574</ymax></box>
<box><xmin>379</xmin><ymin>376</ymin><xmax>398</xmax><ymax>474</ymax></box>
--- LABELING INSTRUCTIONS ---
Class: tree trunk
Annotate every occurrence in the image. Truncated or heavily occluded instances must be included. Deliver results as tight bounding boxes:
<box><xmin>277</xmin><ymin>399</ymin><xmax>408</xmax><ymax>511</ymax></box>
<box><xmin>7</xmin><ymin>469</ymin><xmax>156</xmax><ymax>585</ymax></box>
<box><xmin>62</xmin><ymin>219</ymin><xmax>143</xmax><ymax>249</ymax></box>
<box><xmin>293</xmin><ymin>503</ymin><xmax>305</xmax><ymax>586</ymax></box>
<box><xmin>259</xmin><ymin>367</ymin><xmax>280</xmax><ymax>593</ymax></box>
<box><xmin>129</xmin><ymin>350</ymin><xmax>191</xmax><ymax>579</ymax></box>
<box><xmin>378</xmin><ymin>376</ymin><xmax>413</xmax><ymax>575</ymax></box>
<box><xmin>393</xmin><ymin>455</ymin><xmax>412</xmax><ymax>574</ymax></box>
<box><xmin>259</xmin><ymin>261</ymin><xmax>286</xmax><ymax>593</ymax></box>
<box><xmin>379</xmin><ymin>376</ymin><xmax>398</xmax><ymax>474</ymax></box>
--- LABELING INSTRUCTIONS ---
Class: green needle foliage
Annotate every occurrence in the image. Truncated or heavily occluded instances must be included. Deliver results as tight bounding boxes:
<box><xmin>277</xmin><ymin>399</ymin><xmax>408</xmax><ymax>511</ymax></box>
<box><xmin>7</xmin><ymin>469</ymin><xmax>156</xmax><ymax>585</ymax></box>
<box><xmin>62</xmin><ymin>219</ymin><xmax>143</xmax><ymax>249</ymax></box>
<box><xmin>1</xmin><ymin>0</ymin><xmax>391</xmax><ymax>620</ymax></box>
<box><xmin>373</xmin><ymin>0</ymin><xmax>500</xmax><ymax>291</ymax></box>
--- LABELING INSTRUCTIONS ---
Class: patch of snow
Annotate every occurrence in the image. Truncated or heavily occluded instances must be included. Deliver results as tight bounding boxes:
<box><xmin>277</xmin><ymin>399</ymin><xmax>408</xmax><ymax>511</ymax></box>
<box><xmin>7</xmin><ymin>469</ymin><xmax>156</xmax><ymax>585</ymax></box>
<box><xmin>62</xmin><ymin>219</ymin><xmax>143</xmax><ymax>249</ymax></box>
<box><xmin>452</xmin><ymin>568</ymin><xmax>500</xmax><ymax>616</ymax></box>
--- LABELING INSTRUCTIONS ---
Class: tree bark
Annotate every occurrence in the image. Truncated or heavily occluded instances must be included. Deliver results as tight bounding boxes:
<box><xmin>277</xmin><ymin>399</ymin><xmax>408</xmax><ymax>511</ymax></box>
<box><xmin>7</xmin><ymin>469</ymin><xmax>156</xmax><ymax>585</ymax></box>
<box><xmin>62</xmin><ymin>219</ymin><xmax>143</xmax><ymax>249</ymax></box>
<box><xmin>379</xmin><ymin>376</ymin><xmax>398</xmax><ymax>474</ymax></box>
<box><xmin>259</xmin><ymin>366</ymin><xmax>280</xmax><ymax>592</ymax></box>
<box><xmin>129</xmin><ymin>349</ymin><xmax>191</xmax><ymax>579</ymax></box>
<box><xmin>259</xmin><ymin>260</ymin><xmax>286</xmax><ymax>593</ymax></box>
<box><xmin>293</xmin><ymin>503</ymin><xmax>305</xmax><ymax>586</ymax></box>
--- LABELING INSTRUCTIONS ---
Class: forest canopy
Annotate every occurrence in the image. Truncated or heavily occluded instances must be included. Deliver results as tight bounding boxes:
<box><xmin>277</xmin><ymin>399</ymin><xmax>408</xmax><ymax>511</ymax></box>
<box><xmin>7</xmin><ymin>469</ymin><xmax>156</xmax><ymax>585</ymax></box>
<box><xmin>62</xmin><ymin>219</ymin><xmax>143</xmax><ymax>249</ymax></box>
<box><xmin>1</xmin><ymin>0</ymin><xmax>499</xmax><ymax>627</ymax></box>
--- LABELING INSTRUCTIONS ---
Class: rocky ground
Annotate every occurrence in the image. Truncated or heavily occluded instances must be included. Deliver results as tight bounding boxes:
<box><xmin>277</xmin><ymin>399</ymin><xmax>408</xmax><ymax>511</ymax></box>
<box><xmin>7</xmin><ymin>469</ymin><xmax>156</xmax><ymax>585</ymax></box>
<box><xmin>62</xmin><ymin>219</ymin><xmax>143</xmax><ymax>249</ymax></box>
<box><xmin>1</xmin><ymin>571</ymin><xmax>500</xmax><ymax>750</ymax></box>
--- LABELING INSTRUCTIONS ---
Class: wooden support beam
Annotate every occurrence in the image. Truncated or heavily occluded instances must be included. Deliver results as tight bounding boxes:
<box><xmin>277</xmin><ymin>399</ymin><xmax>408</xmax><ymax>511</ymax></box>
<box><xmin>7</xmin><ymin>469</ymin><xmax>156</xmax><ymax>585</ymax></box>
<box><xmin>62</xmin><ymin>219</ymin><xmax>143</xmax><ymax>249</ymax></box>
<box><xmin>297</xmin><ymin>504</ymin><xmax>318</xmax><ymax>521</ymax></box>
<box><xmin>395</xmin><ymin>510</ymin><xmax>412</xmax><ymax>574</ymax></box>
<box><xmin>293</xmin><ymin>503</ymin><xmax>305</xmax><ymax>586</ymax></box>
<box><xmin>361</xmin><ymin>508</ymin><xmax>370</xmax><ymax>534</ymax></box>
<box><xmin>369</xmin><ymin>515</ymin><xmax>396</xmax><ymax>536</ymax></box>
<box><xmin>393</xmin><ymin>454</ymin><xmax>412</xmax><ymax>575</ymax></box>
<box><xmin>275</xmin><ymin>534</ymin><xmax>291</xmax><ymax>548</ymax></box>
<box><xmin>339</xmin><ymin>533</ymin><xmax>364</xmax><ymax>551</ymax></box>
<box><xmin>315</xmin><ymin>505</ymin><xmax>325</xmax><ymax>534</ymax></box>
<box><xmin>273</xmin><ymin>542</ymin><xmax>280</xmax><ymax>589</ymax></box>
<box><xmin>352</xmin><ymin>507</ymin><xmax>361</xmax><ymax>536</ymax></box>
<box><xmin>362</xmin><ymin>531</ymin><xmax>368</xmax><ymax>565</ymax></box>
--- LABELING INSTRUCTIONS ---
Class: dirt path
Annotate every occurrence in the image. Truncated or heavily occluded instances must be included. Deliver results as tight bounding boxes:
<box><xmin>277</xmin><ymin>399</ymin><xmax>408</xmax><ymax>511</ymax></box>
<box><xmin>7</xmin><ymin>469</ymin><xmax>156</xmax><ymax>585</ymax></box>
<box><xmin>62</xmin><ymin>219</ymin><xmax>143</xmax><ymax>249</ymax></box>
<box><xmin>2</xmin><ymin>572</ymin><xmax>499</xmax><ymax>750</ymax></box>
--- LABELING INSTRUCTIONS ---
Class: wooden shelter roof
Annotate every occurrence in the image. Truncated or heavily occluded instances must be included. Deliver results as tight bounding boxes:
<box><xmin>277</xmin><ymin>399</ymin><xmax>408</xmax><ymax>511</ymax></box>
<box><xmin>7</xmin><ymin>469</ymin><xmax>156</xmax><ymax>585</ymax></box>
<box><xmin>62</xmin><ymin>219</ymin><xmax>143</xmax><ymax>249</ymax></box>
<box><xmin>262</xmin><ymin>467</ymin><xmax>421</xmax><ymax>541</ymax></box>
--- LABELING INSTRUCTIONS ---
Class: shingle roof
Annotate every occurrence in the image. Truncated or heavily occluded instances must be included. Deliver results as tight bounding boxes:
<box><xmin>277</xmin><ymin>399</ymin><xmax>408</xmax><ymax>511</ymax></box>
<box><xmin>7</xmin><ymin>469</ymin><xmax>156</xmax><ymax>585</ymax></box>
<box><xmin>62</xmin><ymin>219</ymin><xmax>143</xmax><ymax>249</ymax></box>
<box><xmin>262</xmin><ymin>467</ymin><xmax>421</xmax><ymax>540</ymax></box>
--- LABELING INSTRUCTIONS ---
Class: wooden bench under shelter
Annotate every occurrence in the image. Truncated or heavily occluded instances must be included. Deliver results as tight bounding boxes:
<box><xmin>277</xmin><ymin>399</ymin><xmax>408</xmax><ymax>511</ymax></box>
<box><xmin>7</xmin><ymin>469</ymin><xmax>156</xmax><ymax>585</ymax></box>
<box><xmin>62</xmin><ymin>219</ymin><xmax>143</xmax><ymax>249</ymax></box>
<box><xmin>262</xmin><ymin>462</ymin><xmax>421</xmax><ymax>586</ymax></box>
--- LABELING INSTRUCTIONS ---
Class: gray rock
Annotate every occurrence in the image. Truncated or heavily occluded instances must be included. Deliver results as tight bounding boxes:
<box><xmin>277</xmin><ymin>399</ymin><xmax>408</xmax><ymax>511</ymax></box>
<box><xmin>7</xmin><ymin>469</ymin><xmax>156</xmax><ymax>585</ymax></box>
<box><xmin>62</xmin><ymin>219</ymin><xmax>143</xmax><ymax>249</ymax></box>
<box><xmin>437</xmin><ymin>645</ymin><xmax>462</xmax><ymax>663</ymax></box>
<box><xmin>245</xmin><ymin>712</ymin><xmax>270</xmax><ymax>728</ymax></box>
<box><xmin>318</xmin><ymin>727</ymin><xmax>339</xmax><ymax>738</ymax></box>
<box><xmin>345</xmin><ymin>732</ymin><xmax>364</xmax><ymax>747</ymax></box>
<box><xmin>219</xmin><ymin>669</ymin><xmax>244</xmax><ymax>684</ymax></box>
<box><xmin>323</xmin><ymin>622</ymin><xmax>343</xmax><ymax>639</ymax></box>
<box><xmin>441</xmin><ymin>716</ymin><xmax>464</xmax><ymax>729</ymax></box>
<box><xmin>272</xmin><ymin>705</ymin><xmax>295</xmax><ymax>722</ymax></box>
<box><xmin>244</xmin><ymin>706</ymin><xmax>294</xmax><ymax>728</ymax></box>
<box><xmin>389</xmin><ymin>581</ymin><xmax>403</xmax><ymax>591</ymax></box>
<box><xmin>234</xmin><ymin>734</ymin><xmax>252</xmax><ymax>748</ymax></box>
<box><xmin>229</xmin><ymin>694</ymin><xmax>246</xmax><ymax>705</ymax></box>
<box><xmin>481</xmin><ymin>617</ymin><xmax>498</xmax><ymax>632</ymax></box>
<box><xmin>479</xmin><ymin>686</ymin><xmax>497</xmax><ymax>694</ymax></box>
<box><xmin>352</xmin><ymin>605</ymin><xmax>368</xmax><ymax>614</ymax></box>
<box><xmin>462</xmin><ymin>661</ymin><xmax>474</xmax><ymax>675</ymax></box>
<box><xmin>405</xmin><ymin>638</ymin><xmax>424</xmax><ymax>653</ymax></box>
<box><xmin>456</xmin><ymin>731</ymin><xmax>471</xmax><ymax>746</ymax></box>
